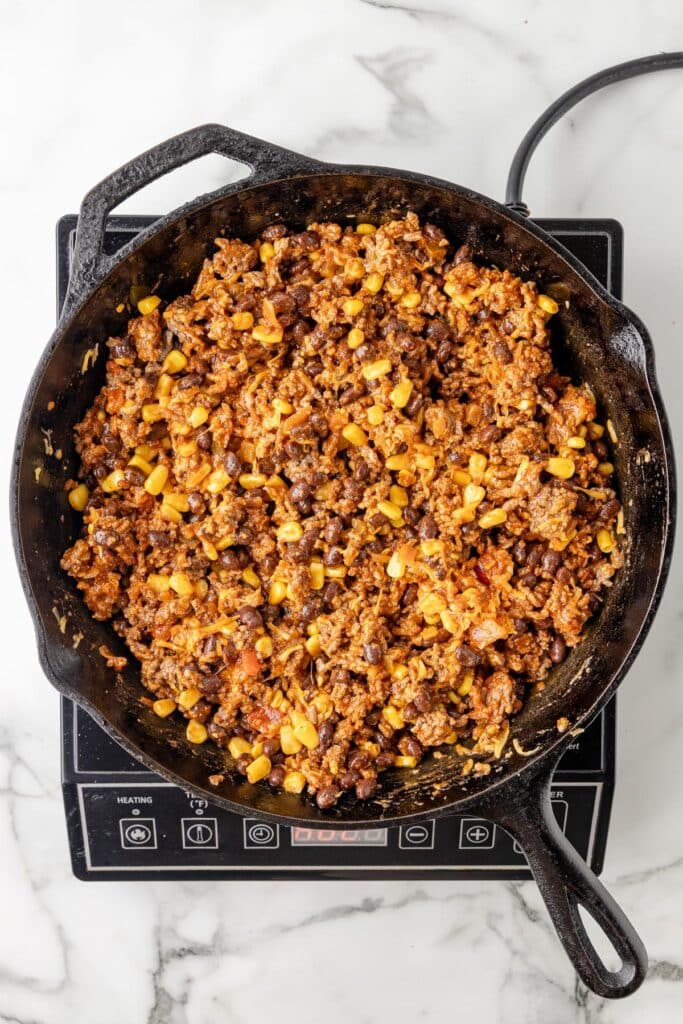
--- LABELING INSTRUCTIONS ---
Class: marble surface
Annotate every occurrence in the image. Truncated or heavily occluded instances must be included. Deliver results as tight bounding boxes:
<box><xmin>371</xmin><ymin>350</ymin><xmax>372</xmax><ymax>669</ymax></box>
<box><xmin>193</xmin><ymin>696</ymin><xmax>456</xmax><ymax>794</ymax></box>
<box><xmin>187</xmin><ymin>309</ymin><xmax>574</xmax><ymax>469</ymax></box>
<box><xmin>2</xmin><ymin>0</ymin><xmax>683</xmax><ymax>1020</ymax></box>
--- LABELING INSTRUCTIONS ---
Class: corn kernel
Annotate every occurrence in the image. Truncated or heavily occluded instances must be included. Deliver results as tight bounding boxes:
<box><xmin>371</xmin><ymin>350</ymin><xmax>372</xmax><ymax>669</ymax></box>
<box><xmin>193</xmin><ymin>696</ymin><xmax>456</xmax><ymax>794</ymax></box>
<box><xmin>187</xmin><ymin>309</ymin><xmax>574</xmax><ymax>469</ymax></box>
<box><xmin>169</xmin><ymin>572</ymin><xmax>194</xmax><ymax>596</ymax></box>
<box><xmin>420</xmin><ymin>592</ymin><xmax>447</xmax><ymax>617</ymax></box>
<box><xmin>128</xmin><ymin>454</ymin><xmax>153</xmax><ymax>476</ymax></box>
<box><xmin>356</xmin><ymin>223</ymin><xmax>376</xmax><ymax>234</ymax></box>
<box><xmin>547</xmin><ymin>457</ymin><xmax>575</xmax><ymax>480</ymax></box>
<box><xmin>538</xmin><ymin>294</ymin><xmax>559</xmax><ymax>315</ymax></box>
<box><xmin>277</xmin><ymin>521</ymin><xmax>304</xmax><ymax>543</ymax></box>
<box><xmin>394</xmin><ymin>755</ymin><xmax>417</xmax><ymax>768</ymax></box>
<box><xmin>478</xmin><ymin>508</ymin><xmax>507</xmax><ymax>529</ymax></box>
<box><xmin>231</xmin><ymin>311</ymin><xmax>254</xmax><ymax>330</ymax></box>
<box><xmin>283</xmin><ymin>770</ymin><xmax>306</xmax><ymax>794</ymax></box>
<box><xmin>364</xmin><ymin>272</ymin><xmax>384</xmax><ymax>294</ymax></box>
<box><xmin>68</xmin><ymin>484</ymin><xmax>89</xmax><ymax>511</ymax></box>
<box><xmin>420</xmin><ymin>539</ymin><xmax>443</xmax><ymax>557</ymax></box>
<box><xmin>293</xmin><ymin>718</ymin><xmax>319</xmax><ymax>750</ymax></box>
<box><xmin>378</xmin><ymin>499</ymin><xmax>403</xmax><ymax>521</ymax></box>
<box><xmin>238</xmin><ymin>472</ymin><xmax>268</xmax><ymax>489</ymax></box>
<box><xmin>186</xmin><ymin>720</ymin><xmax>208</xmax><ymax>744</ymax></box>
<box><xmin>362</xmin><ymin>358</ymin><xmax>392</xmax><ymax>380</ymax></box>
<box><xmin>305</xmin><ymin>634</ymin><xmax>321</xmax><ymax>657</ymax></box>
<box><xmin>588</xmin><ymin>421</ymin><xmax>605</xmax><ymax>440</ymax></box>
<box><xmin>153</xmin><ymin>698</ymin><xmax>176</xmax><ymax>718</ymax></box>
<box><xmin>186</xmin><ymin>462</ymin><xmax>211</xmax><ymax>488</ymax></box>
<box><xmin>345</xmin><ymin>258</ymin><xmax>366</xmax><ymax>280</ymax></box>
<box><xmin>458</xmin><ymin>671</ymin><xmax>474</xmax><ymax>697</ymax></box>
<box><xmin>160</xmin><ymin>502</ymin><xmax>182</xmax><ymax>524</ymax></box>
<box><xmin>597</xmin><ymin>528</ymin><xmax>614</xmax><ymax>553</ymax></box>
<box><xmin>387</xmin><ymin>550</ymin><xmax>406</xmax><ymax>579</ymax></box>
<box><xmin>135</xmin><ymin>444</ymin><xmax>154</xmax><ymax>461</ymax></box>
<box><xmin>382</xmin><ymin>705</ymin><xmax>405</xmax><ymax>730</ymax></box>
<box><xmin>246</xmin><ymin>754</ymin><xmax>271</xmax><ymax>783</ymax></box>
<box><xmin>189</xmin><ymin>406</ymin><xmax>209</xmax><ymax>429</ymax></box>
<box><xmin>463</xmin><ymin>483</ymin><xmax>486</xmax><ymax>507</ymax></box>
<box><xmin>347</xmin><ymin>327</ymin><xmax>365</xmax><ymax>350</ymax></box>
<box><xmin>451</xmin><ymin>469</ymin><xmax>471</xmax><ymax>486</ymax></box>
<box><xmin>469</xmin><ymin>452</ymin><xmax>487</xmax><ymax>482</ymax></box>
<box><xmin>162</xmin><ymin>350</ymin><xmax>188</xmax><ymax>374</ymax></box>
<box><xmin>598</xmin><ymin>462</ymin><xmax>614</xmax><ymax>477</ymax></box>
<box><xmin>342</xmin><ymin>423</ymin><xmax>368</xmax><ymax>446</ymax></box>
<box><xmin>386</xmin><ymin>453</ymin><xmax>411</xmax><ymax>471</ymax></box>
<box><xmin>176</xmin><ymin>440</ymin><xmax>198</xmax><ymax>458</ymax></box>
<box><xmin>154</xmin><ymin>373</ymin><xmax>174</xmax><ymax>399</ymax></box>
<box><xmin>205</xmin><ymin>468</ymin><xmax>230</xmax><ymax>494</ymax></box>
<box><xmin>177</xmin><ymin>688</ymin><xmax>201</xmax><ymax>709</ymax></box>
<box><xmin>137</xmin><ymin>295</ymin><xmax>161</xmax><ymax>315</ymax></box>
<box><xmin>164</xmin><ymin>492</ymin><xmax>189</xmax><ymax>512</ymax></box>
<box><xmin>567</xmin><ymin>435</ymin><xmax>586</xmax><ymax>449</ymax></box>
<box><xmin>367</xmin><ymin>403</ymin><xmax>385</xmax><ymax>425</ymax></box>
<box><xmin>144</xmin><ymin>463</ymin><xmax>169</xmax><ymax>495</ymax></box>
<box><xmin>255</xmin><ymin>636</ymin><xmax>273</xmax><ymax>658</ymax></box>
<box><xmin>280</xmin><ymin>724</ymin><xmax>302</xmax><ymax>755</ymax></box>
<box><xmin>259</xmin><ymin>241</ymin><xmax>275</xmax><ymax>262</ymax></box>
<box><xmin>273</xmin><ymin>398</ymin><xmax>294</xmax><ymax>414</ymax></box>
<box><xmin>325</xmin><ymin>565</ymin><xmax>347</xmax><ymax>579</ymax></box>
<box><xmin>389</xmin><ymin>485</ymin><xmax>409</xmax><ymax>508</ymax></box>
<box><xmin>252</xmin><ymin>324</ymin><xmax>284</xmax><ymax>345</ymax></box>
<box><xmin>309</xmin><ymin>561</ymin><xmax>325</xmax><ymax>590</ymax></box>
<box><xmin>100</xmin><ymin>469</ymin><xmax>125</xmax><ymax>493</ymax></box>
<box><xmin>242</xmin><ymin>566</ymin><xmax>260</xmax><ymax>588</ymax></box>
<box><xmin>400</xmin><ymin>290</ymin><xmax>421</xmax><ymax>309</ymax></box>
<box><xmin>194</xmin><ymin>578</ymin><xmax>209</xmax><ymax>599</ymax></box>
<box><xmin>269</xmin><ymin>580</ymin><xmax>287</xmax><ymax>605</ymax></box>
<box><xmin>251</xmin><ymin>741</ymin><xmax>264</xmax><ymax>759</ymax></box>
<box><xmin>343</xmin><ymin>297</ymin><xmax>364</xmax><ymax>318</ymax></box>
<box><xmin>390</xmin><ymin>379</ymin><xmax>413</xmax><ymax>409</ymax></box>
<box><xmin>415</xmin><ymin>453</ymin><xmax>435</xmax><ymax>471</ymax></box>
<box><xmin>228</xmin><ymin>737</ymin><xmax>251</xmax><ymax>759</ymax></box>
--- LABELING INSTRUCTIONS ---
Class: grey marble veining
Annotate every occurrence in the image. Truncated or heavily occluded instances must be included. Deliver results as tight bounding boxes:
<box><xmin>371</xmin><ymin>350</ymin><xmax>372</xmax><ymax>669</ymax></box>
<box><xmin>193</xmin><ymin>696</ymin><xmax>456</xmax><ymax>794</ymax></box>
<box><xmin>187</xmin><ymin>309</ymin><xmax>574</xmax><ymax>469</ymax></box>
<box><xmin>2</xmin><ymin>0</ymin><xmax>683</xmax><ymax>1020</ymax></box>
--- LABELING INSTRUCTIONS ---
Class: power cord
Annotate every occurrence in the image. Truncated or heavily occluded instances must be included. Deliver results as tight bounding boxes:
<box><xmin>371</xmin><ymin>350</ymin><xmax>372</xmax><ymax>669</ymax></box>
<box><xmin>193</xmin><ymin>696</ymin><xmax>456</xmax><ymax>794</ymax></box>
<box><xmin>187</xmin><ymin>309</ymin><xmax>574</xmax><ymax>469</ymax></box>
<box><xmin>505</xmin><ymin>52</ymin><xmax>683</xmax><ymax>216</ymax></box>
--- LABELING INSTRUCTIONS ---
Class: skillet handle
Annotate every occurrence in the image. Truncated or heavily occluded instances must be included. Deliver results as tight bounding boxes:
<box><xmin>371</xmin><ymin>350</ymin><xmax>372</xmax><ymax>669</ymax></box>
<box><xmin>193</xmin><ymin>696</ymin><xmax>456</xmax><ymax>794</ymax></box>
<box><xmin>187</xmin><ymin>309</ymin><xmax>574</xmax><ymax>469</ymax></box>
<box><xmin>63</xmin><ymin>123</ymin><xmax>322</xmax><ymax>317</ymax></box>
<box><xmin>483</xmin><ymin>758</ymin><xmax>647</xmax><ymax>998</ymax></box>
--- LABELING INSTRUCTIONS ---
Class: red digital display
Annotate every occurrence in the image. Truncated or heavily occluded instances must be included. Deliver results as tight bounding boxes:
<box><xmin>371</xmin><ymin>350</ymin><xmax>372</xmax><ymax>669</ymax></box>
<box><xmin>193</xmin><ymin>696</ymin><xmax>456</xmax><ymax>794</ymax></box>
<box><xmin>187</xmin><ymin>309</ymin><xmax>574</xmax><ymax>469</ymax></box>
<box><xmin>291</xmin><ymin>827</ymin><xmax>387</xmax><ymax>847</ymax></box>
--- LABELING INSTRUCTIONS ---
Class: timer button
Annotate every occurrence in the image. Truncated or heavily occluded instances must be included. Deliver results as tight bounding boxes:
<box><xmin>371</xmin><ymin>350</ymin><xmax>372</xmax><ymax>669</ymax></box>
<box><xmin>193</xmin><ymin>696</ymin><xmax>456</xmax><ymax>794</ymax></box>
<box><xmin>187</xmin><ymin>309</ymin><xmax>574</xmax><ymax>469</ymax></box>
<box><xmin>243</xmin><ymin>819</ymin><xmax>280</xmax><ymax>850</ymax></box>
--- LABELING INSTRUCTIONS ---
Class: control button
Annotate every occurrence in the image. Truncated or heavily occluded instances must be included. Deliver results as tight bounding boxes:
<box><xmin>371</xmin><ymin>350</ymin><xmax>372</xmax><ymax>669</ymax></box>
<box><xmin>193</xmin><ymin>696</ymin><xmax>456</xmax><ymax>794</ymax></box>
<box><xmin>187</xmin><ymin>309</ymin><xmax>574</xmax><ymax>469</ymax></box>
<box><xmin>399</xmin><ymin>821</ymin><xmax>435</xmax><ymax>850</ymax></box>
<box><xmin>119</xmin><ymin>817</ymin><xmax>157</xmax><ymax>850</ymax></box>
<box><xmin>243</xmin><ymin>819</ymin><xmax>280</xmax><ymax>850</ymax></box>
<box><xmin>181</xmin><ymin>817</ymin><xmax>219</xmax><ymax>850</ymax></box>
<box><xmin>458</xmin><ymin>818</ymin><xmax>496</xmax><ymax>850</ymax></box>
<box><xmin>513</xmin><ymin>799</ymin><xmax>569</xmax><ymax>855</ymax></box>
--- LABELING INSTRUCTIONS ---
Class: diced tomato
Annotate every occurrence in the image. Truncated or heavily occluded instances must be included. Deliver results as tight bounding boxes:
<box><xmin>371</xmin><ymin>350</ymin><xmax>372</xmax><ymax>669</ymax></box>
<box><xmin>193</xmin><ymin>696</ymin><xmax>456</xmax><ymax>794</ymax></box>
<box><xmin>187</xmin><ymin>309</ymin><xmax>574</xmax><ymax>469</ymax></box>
<box><xmin>240</xmin><ymin>648</ymin><xmax>261</xmax><ymax>676</ymax></box>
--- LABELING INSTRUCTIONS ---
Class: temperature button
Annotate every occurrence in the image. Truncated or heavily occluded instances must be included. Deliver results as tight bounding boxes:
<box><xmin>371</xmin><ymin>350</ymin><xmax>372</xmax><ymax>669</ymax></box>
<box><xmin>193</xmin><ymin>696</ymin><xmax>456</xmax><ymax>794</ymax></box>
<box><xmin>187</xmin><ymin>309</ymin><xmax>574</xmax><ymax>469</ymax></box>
<box><xmin>399</xmin><ymin>821</ymin><xmax>435</xmax><ymax>850</ymax></box>
<box><xmin>181</xmin><ymin>818</ymin><xmax>218</xmax><ymax>850</ymax></box>
<box><xmin>244</xmin><ymin>820</ymin><xmax>280</xmax><ymax>850</ymax></box>
<box><xmin>458</xmin><ymin>818</ymin><xmax>496</xmax><ymax>850</ymax></box>
<box><xmin>119</xmin><ymin>817</ymin><xmax>157</xmax><ymax>850</ymax></box>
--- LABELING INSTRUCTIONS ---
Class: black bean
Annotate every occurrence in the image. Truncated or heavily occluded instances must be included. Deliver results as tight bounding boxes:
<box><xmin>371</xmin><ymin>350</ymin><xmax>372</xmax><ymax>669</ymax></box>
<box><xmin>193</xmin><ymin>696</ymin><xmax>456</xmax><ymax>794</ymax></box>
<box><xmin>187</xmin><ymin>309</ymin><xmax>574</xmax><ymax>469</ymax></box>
<box><xmin>239</xmin><ymin>606</ymin><xmax>263</xmax><ymax>629</ymax></box>
<box><xmin>318</xmin><ymin>720</ymin><xmax>335</xmax><ymax>749</ymax></box>
<box><xmin>199</xmin><ymin>675</ymin><xmax>222</xmax><ymax>696</ymax></box>
<box><xmin>413</xmin><ymin>686</ymin><xmax>433</xmax><ymax>713</ymax></box>
<box><xmin>262</xmin><ymin>223</ymin><xmax>287</xmax><ymax>241</ymax></box>
<box><xmin>402</xmin><ymin>702</ymin><xmax>419</xmax><ymax>723</ymax></box>
<box><xmin>363</xmin><ymin>642</ymin><xmax>383</xmax><ymax>665</ymax></box>
<box><xmin>542</xmin><ymin>549</ymin><xmax>561</xmax><ymax>575</ymax></box>
<box><xmin>436</xmin><ymin>340</ymin><xmax>452</xmax><ymax>363</ymax></box>
<box><xmin>268</xmin><ymin>765</ymin><xmax>286</xmax><ymax>788</ymax></box>
<box><xmin>521</xmin><ymin>572</ymin><xmax>537</xmax><ymax>589</ymax></box>
<box><xmin>454</xmin><ymin>243</ymin><xmax>473</xmax><ymax>265</ymax></box>
<box><xmin>224</xmin><ymin>451</ymin><xmax>241</xmax><ymax>477</ymax></box>
<box><xmin>527</xmin><ymin>544</ymin><xmax>543</xmax><ymax>569</ymax></box>
<box><xmin>262</xmin><ymin>737</ymin><xmax>281</xmax><ymax>758</ymax></box>
<box><xmin>401</xmin><ymin>583</ymin><xmax>418</xmax><ymax>608</ymax></box>
<box><xmin>418</xmin><ymin>514</ymin><xmax>438</xmax><ymax>540</ymax></box>
<box><xmin>456</xmin><ymin>644</ymin><xmax>479</xmax><ymax>667</ymax></box>
<box><xmin>593</xmin><ymin>440</ymin><xmax>609</xmax><ymax>461</ymax></box>
<box><xmin>289</xmin><ymin>480</ymin><xmax>312</xmax><ymax>504</ymax></box>
<box><xmin>289</xmin><ymin>284</ymin><xmax>310</xmax><ymax>308</ymax></box>
<box><xmin>323</xmin><ymin>546</ymin><xmax>343</xmax><ymax>567</ymax></box>
<box><xmin>513</xmin><ymin>618</ymin><xmax>529</xmax><ymax>636</ymax></box>
<box><xmin>235</xmin><ymin>754</ymin><xmax>251</xmax><ymax>776</ymax></box>
<box><xmin>177</xmin><ymin>372</ymin><xmax>203</xmax><ymax>390</ymax></box>
<box><xmin>342</xmin><ymin>479</ymin><xmax>363</xmax><ymax>503</ymax></box>
<box><xmin>339</xmin><ymin>383</ymin><xmax>365</xmax><ymax>406</ymax></box>
<box><xmin>316</xmin><ymin>786</ymin><xmax>339</xmax><ymax>810</ymax></box>
<box><xmin>331</xmin><ymin>667</ymin><xmax>350</xmax><ymax>688</ymax></box>
<box><xmin>300</xmin><ymin>597</ymin><xmax>323</xmax><ymax>625</ymax></box>
<box><xmin>270</xmin><ymin>291</ymin><xmax>296</xmax><ymax>315</ymax></box>
<box><xmin>376</xmin><ymin>752</ymin><xmax>395</xmax><ymax>769</ymax></box>
<box><xmin>403</xmin><ymin>507</ymin><xmax>420</xmax><ymax>527</ymax></box>
<box><xmin>550</xmin><ymin>637</ymin><xmax>567</xmax><ymax>664</ymax></box>
<box><xmin>324</xmin><ymin>518</ymin><xmax>344</xmax><ymax>544</ymax></box>
<box><xmin>307</xmin><ymin>359</ymin><xmax>324</xmax><ymax>377</ymax></box>
<box><xmin>556</xmin><ymin>566</ymin><xmax>572</xmax><ymax>585</ymax></box>
<box><xmin>598</xmin><ymin>498</ymin><xmax>620</xmax><ymax>522</ymax></box>
<box><xmin>298</xmin><ymin>529</ymin><xmax>319</xmax><ymax>557</ymax></box>
<box><xmin>219</xmin><ymin>549</ymin><xmax>240</xmax><ymax>570</ymax></box>
<box><xmin>341</xmin><ymin>769</ymin><xmax>361</xmax><ymax>789</ymax></box>
<box><xmin>148</xmin><ymin>529</ymin><xmax>170</xmax><ymax>547</ymax></box>
<box><xmin>322</xmin><ymin>580</ymin><xmax>343</xmax><ymax>607</ymax></box>
<box><xmin>348</xmin><ymin>749</ymin><xmax>370</xmax><ymax>771</ymax></box>
<box><xmin>512</xmin><ymin>541</ymin><xmax>526</xmax><ymax>564</ymax></box>
<box><xmin>354</xmin><ymin>459</ymin><xmax>370</xmax><ymax>482</ymax></box>
<box><xmin>284</xmin><ymin>440</ymin><xmax>302</xmax><ymax>459</ymax></box>
<box><xmin>404</xmin><ymin>392</ymin><xmax>423</xmax><ymax>417</ymax></box>
<box><xmin>355</xmin><ymin>777</ymin><xmax>377</xmax><ymax>800</ymax></box>
<box><xmin>400</xmin><ymin>735</ymin><xmax>423</xmax><ymax>760</ymax></box>
<box><xmin>93</xmin><ymin>528</ymin><xmax>119</xmax><ymax>547</ymax></box>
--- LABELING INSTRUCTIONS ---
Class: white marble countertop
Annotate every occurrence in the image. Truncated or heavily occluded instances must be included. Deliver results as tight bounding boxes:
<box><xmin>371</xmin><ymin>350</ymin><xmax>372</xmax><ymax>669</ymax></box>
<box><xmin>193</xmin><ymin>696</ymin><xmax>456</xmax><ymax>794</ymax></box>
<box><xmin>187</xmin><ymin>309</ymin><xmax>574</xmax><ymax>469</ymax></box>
<box><xmin>2</xmin><ymin>1</ymin><xmax>683</xmax><ymax>1020</ymax></box>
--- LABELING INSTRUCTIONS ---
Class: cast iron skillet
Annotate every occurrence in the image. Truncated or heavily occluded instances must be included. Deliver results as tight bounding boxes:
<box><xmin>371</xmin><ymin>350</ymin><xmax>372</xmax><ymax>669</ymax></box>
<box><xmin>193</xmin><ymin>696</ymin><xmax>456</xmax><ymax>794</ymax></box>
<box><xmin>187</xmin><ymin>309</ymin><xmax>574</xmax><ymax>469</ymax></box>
<box><xmin>11</xmin><ymin>125</ymin><xmax>675</xmax><ymax>998</ymax></box>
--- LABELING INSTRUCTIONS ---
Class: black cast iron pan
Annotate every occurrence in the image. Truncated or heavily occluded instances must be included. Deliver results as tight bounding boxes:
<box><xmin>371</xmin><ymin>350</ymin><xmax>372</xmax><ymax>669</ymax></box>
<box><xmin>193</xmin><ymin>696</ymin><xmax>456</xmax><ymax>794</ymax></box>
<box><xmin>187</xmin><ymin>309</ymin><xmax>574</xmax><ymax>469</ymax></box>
<box><xmin>11</xmin><ymin>124</ymin><xmax>675</xmax><ymax>997</ymax></box>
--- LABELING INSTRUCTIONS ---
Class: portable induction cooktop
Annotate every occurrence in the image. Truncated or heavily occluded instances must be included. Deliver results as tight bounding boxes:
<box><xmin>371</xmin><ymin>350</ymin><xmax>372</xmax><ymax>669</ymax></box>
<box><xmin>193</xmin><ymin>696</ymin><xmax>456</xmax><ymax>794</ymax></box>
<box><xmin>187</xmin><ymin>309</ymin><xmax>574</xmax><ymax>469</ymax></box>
<box><xmin>59</xmin><ymin>214</ymin><xmax>622</xmax><ymax>881</ymax></box>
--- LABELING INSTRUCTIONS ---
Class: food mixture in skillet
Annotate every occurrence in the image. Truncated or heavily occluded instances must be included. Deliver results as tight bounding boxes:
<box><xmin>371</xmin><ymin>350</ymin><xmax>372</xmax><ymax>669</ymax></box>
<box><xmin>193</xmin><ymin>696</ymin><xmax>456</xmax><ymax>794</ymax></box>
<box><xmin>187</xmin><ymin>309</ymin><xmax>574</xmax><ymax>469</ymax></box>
<box><xmin>62</xmin><ymin>213</ymin><xmax>623</xmax><ymax>808</ymax></box>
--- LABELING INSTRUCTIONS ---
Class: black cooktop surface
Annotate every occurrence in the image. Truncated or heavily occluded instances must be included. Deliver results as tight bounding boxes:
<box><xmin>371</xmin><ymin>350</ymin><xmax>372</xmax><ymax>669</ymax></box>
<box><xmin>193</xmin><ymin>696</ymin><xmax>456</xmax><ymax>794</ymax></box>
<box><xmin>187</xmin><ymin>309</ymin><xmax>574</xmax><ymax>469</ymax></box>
<box><xmin>59</xmin><ymin>215</ymin><xmax>622</xmax><ymax>880</ymax></box>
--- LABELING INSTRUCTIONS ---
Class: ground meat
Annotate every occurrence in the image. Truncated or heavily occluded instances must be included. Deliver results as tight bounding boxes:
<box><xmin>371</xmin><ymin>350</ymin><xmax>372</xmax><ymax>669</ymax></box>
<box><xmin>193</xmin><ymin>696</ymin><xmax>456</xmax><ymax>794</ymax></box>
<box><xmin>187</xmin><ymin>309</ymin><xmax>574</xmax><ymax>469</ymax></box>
<box><xmin>61</xmin><ymin>213</ymin><xmax>623</xmax><ymax>807</ymax></box>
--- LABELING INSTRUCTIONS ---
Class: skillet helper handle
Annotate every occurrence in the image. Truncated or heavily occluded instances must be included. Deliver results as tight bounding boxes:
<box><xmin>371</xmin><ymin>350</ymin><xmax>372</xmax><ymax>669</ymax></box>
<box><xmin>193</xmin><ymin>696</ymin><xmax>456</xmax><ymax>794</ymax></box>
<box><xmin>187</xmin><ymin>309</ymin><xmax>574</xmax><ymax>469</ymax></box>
<box><xmin>484</xmin><ymin>761</ymin><xmax>647</xmax><ymax>998</ymax></box>
<box><xmin>63</xmin><ymin>123</ymin><xmax>320</xmax><ymax>317</ymax></box>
